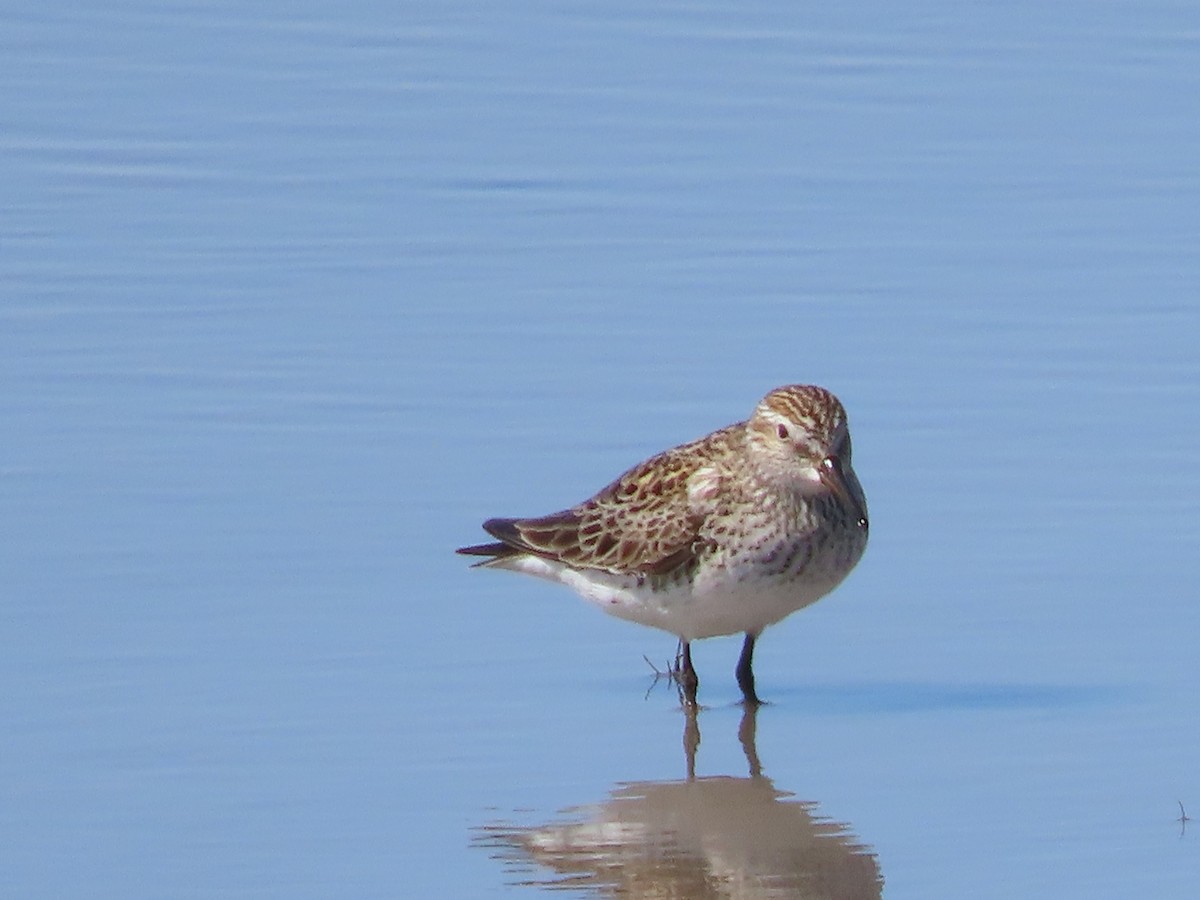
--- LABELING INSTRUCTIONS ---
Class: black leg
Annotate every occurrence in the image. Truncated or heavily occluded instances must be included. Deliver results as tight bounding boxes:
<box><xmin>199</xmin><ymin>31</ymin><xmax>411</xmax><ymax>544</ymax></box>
<box><xmin>678</xmin><ymin>641</ymin><xmax>699</xmax><ymax>707</ymax></box>
<box><xmin>736</xmin><ymin>633</ymin><xmax>762</xmax><ymax>706</ymax></box>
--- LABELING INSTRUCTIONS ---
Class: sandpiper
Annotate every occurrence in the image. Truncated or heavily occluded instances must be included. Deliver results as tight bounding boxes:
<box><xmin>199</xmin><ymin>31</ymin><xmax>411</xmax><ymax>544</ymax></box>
<box><xmin>457</xmin><ymin>385</ymin><xmax>868</xmax><ymax>706</ymax></box>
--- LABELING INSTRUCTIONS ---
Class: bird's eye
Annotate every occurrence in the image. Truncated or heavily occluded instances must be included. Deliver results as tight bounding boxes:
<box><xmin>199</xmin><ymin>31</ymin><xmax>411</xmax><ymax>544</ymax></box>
<box><xmin>776</xmin><ymin>424</ymin><xmax>789</xmax><ymax>440</ymax></box>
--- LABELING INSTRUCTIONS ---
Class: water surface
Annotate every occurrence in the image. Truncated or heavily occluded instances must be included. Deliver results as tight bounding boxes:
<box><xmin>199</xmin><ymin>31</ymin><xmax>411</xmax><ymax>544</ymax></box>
<box><xmin>3</xmin><ymin>1</ymin><xmax>1199</xmax><ymax>897</ymax></box>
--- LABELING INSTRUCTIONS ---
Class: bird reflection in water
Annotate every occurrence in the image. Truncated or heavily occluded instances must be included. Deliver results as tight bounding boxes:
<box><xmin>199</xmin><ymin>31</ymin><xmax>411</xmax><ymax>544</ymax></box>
<box><xmin>476</xmin><ymin>706</ymin><xmax>882</xmax><ymax>899</ymax></box>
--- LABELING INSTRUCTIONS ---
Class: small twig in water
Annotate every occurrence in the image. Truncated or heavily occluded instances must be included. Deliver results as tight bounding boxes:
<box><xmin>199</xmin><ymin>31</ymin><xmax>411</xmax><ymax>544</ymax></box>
<box><xmin>643</xmin><ymin>654</ymin><xmax>673</xmax><ymax>699</ymax></box>
<box><xmin>642</xmin><ymin>650</ymin><xmax>685</xmax><ymax>702</ymax></box>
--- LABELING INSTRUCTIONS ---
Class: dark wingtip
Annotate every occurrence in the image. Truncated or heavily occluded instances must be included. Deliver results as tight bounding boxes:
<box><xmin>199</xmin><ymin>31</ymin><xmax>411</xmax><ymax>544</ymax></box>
<box><xmin>481</xmin><ymin>517</ymin><xmax>522</xmax><ymax>544</ymax></box>
<box><xmin>457</xmin><ymin>517</ymin><xmax>527</xmax><ymax>562</ymax></box>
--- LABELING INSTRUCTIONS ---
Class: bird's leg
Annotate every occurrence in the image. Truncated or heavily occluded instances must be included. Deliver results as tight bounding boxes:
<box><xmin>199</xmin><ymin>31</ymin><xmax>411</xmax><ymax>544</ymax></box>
<box><xmin>678</xmin><ymin>641</ymin><xmax>699</xmax><ymax>708</ymax></box>
<box><xmin>736</xmin><ymin>633</ymin><xmax>763</xmax><ymax>706</ymax></box>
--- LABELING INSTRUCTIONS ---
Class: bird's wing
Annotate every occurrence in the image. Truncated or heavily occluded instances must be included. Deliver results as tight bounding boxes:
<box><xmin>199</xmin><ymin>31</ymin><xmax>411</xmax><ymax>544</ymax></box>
<box><xmin>477</xmin><ymin>427</ymin><xmax>737</xmax><ymax>576</ymax></box>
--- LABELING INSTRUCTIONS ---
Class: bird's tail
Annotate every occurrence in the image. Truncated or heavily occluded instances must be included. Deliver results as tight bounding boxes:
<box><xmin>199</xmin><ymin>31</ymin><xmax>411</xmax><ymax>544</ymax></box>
<box><xmin>455</xmin><ymin>541</ymin><xmax>523</xmax><ymax>567</ymax></box>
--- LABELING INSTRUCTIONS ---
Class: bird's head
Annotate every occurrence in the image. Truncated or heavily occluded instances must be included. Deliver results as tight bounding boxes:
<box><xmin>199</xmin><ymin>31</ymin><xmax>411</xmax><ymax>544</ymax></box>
<box><xmin>746</xmin><ymin>385</ymin><xmax>868</xmax><ymax>529</ymax></box>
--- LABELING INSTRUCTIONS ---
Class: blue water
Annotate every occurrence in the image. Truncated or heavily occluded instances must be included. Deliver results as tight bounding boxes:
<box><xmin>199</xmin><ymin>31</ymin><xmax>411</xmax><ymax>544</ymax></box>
<box><xmin>3</xmin><ymin>1</ymin><xmax>1199</xmax><ymax>897</ymax></box>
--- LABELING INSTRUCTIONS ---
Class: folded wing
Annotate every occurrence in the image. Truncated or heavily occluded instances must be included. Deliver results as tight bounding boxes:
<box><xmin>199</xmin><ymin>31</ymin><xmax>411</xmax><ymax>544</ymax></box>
<box><xmin>457</xmin><ymin>430</ymin><xmax>734</xmax><ymax>576</ymax></box>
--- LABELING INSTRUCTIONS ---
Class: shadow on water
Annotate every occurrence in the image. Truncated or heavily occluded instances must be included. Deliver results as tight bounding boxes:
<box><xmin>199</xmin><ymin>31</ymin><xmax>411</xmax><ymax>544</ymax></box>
<box><xmin>475</xmin><ymin>706</ymin><xmax>882</xmax><ymax>899</ymax></box>
<box><xmin>768</xmin><ymin>681</ymin><xmax>1125</xmax><ymax>715</ymax></box>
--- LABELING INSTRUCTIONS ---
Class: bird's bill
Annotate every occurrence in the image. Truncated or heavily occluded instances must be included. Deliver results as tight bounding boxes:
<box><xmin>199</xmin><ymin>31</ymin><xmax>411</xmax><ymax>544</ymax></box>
<box><xmin>820</xmin><ymin>456</ymin><xmax>868</xmax><ymax>527</ymax></box>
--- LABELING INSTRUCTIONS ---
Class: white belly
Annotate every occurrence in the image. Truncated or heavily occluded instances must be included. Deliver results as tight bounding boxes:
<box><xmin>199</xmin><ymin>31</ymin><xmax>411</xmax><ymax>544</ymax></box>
<box><xmin>489</xmin><ymin>551</ymin><xmax>855</xmax><ymax>641</ymax></box>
